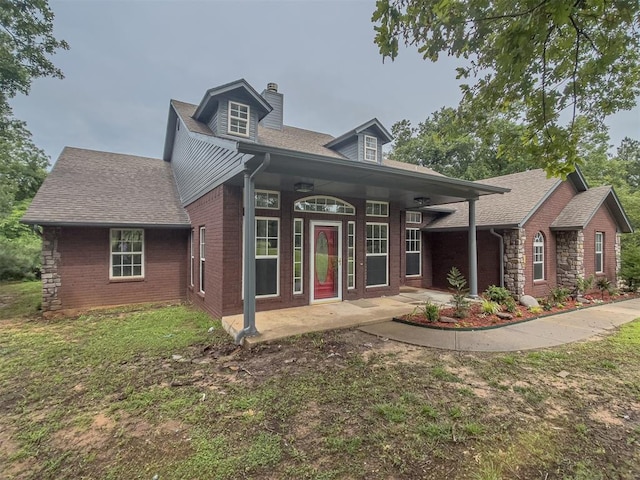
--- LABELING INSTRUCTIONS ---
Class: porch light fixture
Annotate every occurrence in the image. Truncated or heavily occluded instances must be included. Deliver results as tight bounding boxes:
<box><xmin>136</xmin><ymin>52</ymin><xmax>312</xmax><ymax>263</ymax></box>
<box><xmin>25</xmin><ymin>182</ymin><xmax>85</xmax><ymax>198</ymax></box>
<box><xmin>294</xmin><ymin>182</ymin><xmax>314</xmax><ymax>193</ymax></box>
<box><xmin>414</xmin><ymin>196</ymin><xmax>430</xmax><ymax>206</ymax></box>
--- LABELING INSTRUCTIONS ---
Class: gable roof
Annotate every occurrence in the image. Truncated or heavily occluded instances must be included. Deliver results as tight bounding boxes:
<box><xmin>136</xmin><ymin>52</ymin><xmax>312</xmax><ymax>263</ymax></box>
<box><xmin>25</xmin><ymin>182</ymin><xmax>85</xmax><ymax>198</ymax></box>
<box><xmin>425</xmin><ymin>169</ymin><xmax>563</xmax><ymax>231</ymax></box>
<box><xmin>22</xmin><ymin>147</ymin><xmax>190</xmax><ymax>228</ymax></box>
<box><xmin>324</xmin><ymin>118</ymin><xmax>394</xmax><ymax>149</ymax></box>
<box><xmin>551</xmin><ymin>185</ymin><xmax>633</xmax><ymax>233</ymax></box>
<box><xmin>193</xmin><ymin>78</ymin><xmax>272</xmax><ymax>122</ymax></box>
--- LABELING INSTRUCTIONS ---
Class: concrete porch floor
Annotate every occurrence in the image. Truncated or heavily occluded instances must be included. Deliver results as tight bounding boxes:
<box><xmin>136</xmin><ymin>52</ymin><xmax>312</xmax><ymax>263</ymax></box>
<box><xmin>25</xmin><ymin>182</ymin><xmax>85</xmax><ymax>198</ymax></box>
<box><xmin>221</xmin><ymin>287</ymin><xmax>452</xmax><ymax>345</ymax></box>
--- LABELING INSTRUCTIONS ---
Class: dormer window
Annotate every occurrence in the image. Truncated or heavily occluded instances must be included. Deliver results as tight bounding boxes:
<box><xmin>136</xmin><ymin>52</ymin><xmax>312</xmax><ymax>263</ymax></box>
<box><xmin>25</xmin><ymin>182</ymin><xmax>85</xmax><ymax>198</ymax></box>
<box><xmin>364</xmin><ymin>135</ymin><xmax>378</xmax><ymax>162</ymax></box>
<box><xmin>228</xmin><ymin>101</ymin><xmax>250</xmax><ymax>137</ymax></box>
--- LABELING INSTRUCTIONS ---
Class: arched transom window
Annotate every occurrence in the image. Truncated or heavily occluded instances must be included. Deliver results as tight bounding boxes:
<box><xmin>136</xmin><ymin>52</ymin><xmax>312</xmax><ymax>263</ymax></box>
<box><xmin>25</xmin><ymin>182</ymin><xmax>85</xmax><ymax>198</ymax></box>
<box><xmin>533</xmin><ymin>232</ymin><xmax>544</xmax><ymax>281</ymax></box>
<box><xmin>294</xmin><ymin>196</ymin><xmax>355</xmax><ymax>215</ymax></box>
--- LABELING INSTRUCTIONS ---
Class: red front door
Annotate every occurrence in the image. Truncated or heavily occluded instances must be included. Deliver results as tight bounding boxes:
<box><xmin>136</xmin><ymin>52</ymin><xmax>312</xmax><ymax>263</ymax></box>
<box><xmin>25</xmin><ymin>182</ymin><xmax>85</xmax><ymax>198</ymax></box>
<box><xmin>313</xmin><ymin>225</ymin><xmax>339</xmax><ymax>300</ymax></box>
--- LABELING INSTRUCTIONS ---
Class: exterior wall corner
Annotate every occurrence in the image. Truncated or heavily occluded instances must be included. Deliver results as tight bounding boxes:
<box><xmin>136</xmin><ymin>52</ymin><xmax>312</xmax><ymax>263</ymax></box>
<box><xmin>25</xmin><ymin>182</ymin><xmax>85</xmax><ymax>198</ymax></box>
<box><xmin>41</xmin><ymin>226</ymin><xmax>62</xmax><ymax>311</ymax></box>
<box><xmin>503</xmin><ymin>228</ymin><xmax>525</xmax><ymax>297</ymax></box>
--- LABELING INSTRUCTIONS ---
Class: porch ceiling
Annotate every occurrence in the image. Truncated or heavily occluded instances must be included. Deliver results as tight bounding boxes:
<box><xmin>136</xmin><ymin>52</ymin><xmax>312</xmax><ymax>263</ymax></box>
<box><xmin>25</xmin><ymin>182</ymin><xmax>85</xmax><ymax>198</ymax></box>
<box><xmin>235</xmin><ymin>144</ymin><xmax>509</xmax><ymax>208</ymax></box>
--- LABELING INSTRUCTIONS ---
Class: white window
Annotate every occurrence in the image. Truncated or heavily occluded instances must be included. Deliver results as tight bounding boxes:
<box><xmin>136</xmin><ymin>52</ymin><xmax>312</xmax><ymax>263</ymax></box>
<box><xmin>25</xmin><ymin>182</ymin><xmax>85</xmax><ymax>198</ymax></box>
<box><xmin>293</xmin><ymin>219</ymin><xmax>303</xmax><ymax>294</ymax></box>
<box><xmin>110</xmin><ymin>229</ymin><xmax>144</xmax><ymax>279</ymax></box>
<box><xmin>189</xmin><ymin>229</ymin><xmax>194</xmax><ymax>287</ymax></box>
<box><xmin>364</xmin><ymin>135</ymin><xmax>378</xmax><ymax>162</ymax></box>
<box><xmin>406</xmin><ymin>211</ymin><xmax>422</xmax><ymax>224</ymax></box>
<box><xmin>533</xmin><ymin>232</ymin><xmax>544</xmax><ymax>281</ymax></box>
<box><xmin>294</xmin><ymin>196</ymin><xmax>355</xmax><ymax>215</ymax></box>
<box><xmin>347</xmin><ymin>221</ymin><xmax>356</xmax><ymax>289</ymax></box>
<box><xmin>228</xmin><ymin>101</ymin><xmax>249</xmax><ymax>137</ymax></box>
<box><xmin>366</xmin><ymin>201</ymin><xmax>389</xmax><ymax>217</ymax></box>
<box><xmin>366</xmin><ymin>223</ymin><xmax>388</xmax><ymax>287</ymax></box>
<box><xmin>256</xmin><ymin>217</ymin><xmax>279</xmax><ymax>297</ymax></box>
<box><xmin>595</xmin><ymin>232</ymin><xmax>604</xmax><ymax>273</ymax></box>
<box><xmin>199</xmin><ymin>227</ymin><xmax>206</xmax><ymax>293</ymax></box>
<box><xmin>255</xmin><ymin>190</ymin><xmax>280</xmax><ymax>210</ymax></box>
<box><xmin>406</xmin><ymin>228</ymin><xmax>421</xmax><ymax>277</ymax></box>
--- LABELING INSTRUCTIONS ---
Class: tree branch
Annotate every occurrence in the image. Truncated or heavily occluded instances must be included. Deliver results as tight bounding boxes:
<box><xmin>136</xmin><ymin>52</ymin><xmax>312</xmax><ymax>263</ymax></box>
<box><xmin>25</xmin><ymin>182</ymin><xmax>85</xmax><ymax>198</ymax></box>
<box><xmin>542</xmin><ymin>24</ymin><xmax>555</xmax><ymax>141</ymax></box>
<box><xmin>476</xmin><ymin>0</ymin><xmax>549</xmax><ymax>22</ymax></box>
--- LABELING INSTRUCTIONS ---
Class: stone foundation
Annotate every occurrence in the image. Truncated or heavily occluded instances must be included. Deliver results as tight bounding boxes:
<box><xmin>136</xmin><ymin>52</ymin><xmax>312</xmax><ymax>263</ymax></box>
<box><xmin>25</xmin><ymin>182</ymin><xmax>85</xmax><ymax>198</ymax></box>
<box><xmin>41</xmin><ymin>227</ymin><xmax>62</xmax><ymax>311</ymax></box>
<box><xmin>555</xmin><ymin>230</ymin><xmax>584</xmax><ymax>290</ymax></box>
<box><xmin>503</xmin><ymin>228</ymin><xmax>525</xmax><ymax>297</ymax></box>
<box><xmin>615</xmin><ymin>233</ymin><xmax>622</xmax><ymax>288</ymax></box>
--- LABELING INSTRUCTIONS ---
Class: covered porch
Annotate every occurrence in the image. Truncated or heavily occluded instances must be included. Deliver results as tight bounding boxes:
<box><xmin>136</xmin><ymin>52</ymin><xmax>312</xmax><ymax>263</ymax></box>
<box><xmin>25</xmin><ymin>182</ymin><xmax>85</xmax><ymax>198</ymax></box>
<box><xmin>222</xmin><ymin>287</ymin><xmax>453</xmax><ymax>345</ymax></box>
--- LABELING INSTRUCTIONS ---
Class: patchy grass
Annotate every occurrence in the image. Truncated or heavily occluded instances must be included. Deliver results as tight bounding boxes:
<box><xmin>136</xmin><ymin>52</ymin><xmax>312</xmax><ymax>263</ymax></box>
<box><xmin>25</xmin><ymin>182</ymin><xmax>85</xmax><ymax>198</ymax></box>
<box><xmin>0</xmin><ymin>280</ymin><xmax>41</xmax><ymax>319</ymax></box>
<box><xmin>1</xmin><ymin>283</ymin><xmax>639</xmax><ymax>479</ymax></box>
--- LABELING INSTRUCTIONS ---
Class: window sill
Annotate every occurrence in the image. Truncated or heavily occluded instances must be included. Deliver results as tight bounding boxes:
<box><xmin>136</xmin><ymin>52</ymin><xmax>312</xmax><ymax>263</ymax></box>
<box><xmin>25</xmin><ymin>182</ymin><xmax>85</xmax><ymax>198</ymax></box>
<box><xmin>533</xmin><ymin>280</ymin><xmax>547</xmax><ymax>285</ymax></box>
<box><xmin>109</xmin><ymin>277</ymin><xmax>144</xmax><ymax>283</ymax></box>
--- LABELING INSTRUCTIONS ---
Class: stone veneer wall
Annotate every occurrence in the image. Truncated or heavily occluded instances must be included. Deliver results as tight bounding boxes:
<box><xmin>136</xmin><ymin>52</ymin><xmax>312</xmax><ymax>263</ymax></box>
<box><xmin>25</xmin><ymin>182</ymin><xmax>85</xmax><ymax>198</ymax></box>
<box><xmin>615</xmin><ymin>233</ymin><xmax>622</xmax><ymax>288</ymax></box>
<box><xmin>503</xmin><ymin>228</ymin><xmax>525</xmax><ymax>297</ymax></box>
<box><xmin>41</xmin><ymin>227</ymin><xmax>62</xmax><ymax>311</ymax></box>
<box><xmin>555</xmin><ymin>230</ymin><xmax>584</xmax><ymax>289</ymax></box>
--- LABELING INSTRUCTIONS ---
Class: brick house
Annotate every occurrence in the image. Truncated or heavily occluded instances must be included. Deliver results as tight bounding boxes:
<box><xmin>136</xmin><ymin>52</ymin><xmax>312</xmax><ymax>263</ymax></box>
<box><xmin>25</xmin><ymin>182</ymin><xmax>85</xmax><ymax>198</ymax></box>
<box><xmin>23</xmin><ymin>79</ymin><xmax>631</xmax><ymax>336</ymax></box>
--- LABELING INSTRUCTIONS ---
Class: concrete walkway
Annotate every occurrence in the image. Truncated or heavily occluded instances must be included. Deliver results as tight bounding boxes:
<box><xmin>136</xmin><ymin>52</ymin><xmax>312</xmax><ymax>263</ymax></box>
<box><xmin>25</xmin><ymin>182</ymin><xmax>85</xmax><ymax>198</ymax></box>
<box><xmin>360</xmin><ymin>298</ymin><xmax>640</xmax><ymax>352</ymax></box>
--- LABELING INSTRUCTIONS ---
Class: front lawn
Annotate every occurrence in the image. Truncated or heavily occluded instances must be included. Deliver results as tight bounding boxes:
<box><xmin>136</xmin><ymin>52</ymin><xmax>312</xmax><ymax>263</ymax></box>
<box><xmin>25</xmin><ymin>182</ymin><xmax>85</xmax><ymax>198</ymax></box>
<box><xmin>1</xmin><ymin>282</ymin><xmax>639</xmax><ymax>479</ymax></box>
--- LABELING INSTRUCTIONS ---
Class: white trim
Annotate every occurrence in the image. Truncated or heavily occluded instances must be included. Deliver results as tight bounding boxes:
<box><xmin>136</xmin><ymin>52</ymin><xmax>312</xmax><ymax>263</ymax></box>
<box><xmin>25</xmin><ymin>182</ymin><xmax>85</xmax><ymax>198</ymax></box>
<box><xmin>405</xmin><ymin>227</ymin><xmax>421</xmax><ymax>277</ymax></box>
<box><xmin>189</xmin><ymin>228</ymin><xmax>194</xmax><ymax>287</ymax></box>
<box><xmin>347</xmin><ymin>221</ymin><xmax>356</xmax><ymax>290</ymax></box>
<box><xmin>533</xmin><ymin>231</ymin><xmax>544</xmax><ymax>281</ymax></box>
<box><xmin>227</xmin><ymin>100</ymin><xmax>250</xmax><ymax>137</ymax></box>
<box><xmin>294</xmin><ymin>196</ymin><xmax>355</xmax><ymax>215</ymax></box>
<box><xmin>406</xmin><ymin>211</ymin><xmax>422</xmax><ymax>224</ymax></box>
<box><xmin>310</xmin><ymin>220</ymin><xmax>343</xmax><ymax>303</ymax></box>
<box><xmin>199</xmin><ymin>226</ymin><xmax>205</xmax><ymax>293</ymax></box>
<box><xmin>255</xmin><ymin>217</ymin><xmax>280</xmax><ymax>298</ymax></box>
<box><xmin>293</xmin><ymin>218</ymin><xmax>304</xmax><ymax>294</ymax></box>
<box><xmin>595</xmin><ymin>231</ymin><xmax>604</xmax><ymax>273</ymax></box>
<box><xmin>109</xmin><ymin>228</ymin><xmax>145</xmax><ymax>280</ymax></box>
<box><xmin>255</xmin><ymin>189</ymin><xmax>280</xmax><ymax>210</ymax></box>
<box><xmin>366</xmin><ymin>200</ymin><xmax>389</xmax><ymax>217</ymax></box>
<box><xmin>364</xmin><ymin>135</ymin><xmax>378</xmax><ymax>162</ymax></box>
<box><xmin>365</xmin><ymin>222</ymin><xmax>388</xmax><ymax>287</ymax></box>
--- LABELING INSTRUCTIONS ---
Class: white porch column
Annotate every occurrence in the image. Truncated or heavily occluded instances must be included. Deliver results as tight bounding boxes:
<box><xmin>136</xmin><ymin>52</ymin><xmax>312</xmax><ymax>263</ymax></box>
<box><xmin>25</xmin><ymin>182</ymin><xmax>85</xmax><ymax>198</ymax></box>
<box><xmin>468</xmin><ymin>198</ymin><xmax>478</xmax><ymax>298</ymax></box>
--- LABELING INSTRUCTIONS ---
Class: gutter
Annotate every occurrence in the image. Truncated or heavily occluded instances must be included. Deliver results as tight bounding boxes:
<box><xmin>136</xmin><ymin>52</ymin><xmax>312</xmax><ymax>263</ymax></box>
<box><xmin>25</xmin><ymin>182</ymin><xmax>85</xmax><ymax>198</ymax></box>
<box><xmin>489</xmin><ymin>228</ymin><xmax>504</xmax><ymax>288</ymax></box>
<box><xmin>234</xmin><ymin>153</ymin><xmax>271</xmax><ymax>345</ymax></box>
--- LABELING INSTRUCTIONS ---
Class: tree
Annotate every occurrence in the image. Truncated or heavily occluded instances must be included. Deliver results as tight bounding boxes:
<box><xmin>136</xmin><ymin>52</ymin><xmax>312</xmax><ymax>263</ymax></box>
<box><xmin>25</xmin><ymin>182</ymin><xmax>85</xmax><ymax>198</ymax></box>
<box><xmin>372</xmin><ymin>0</ymin><xmax>640</xmax><ymax>177</ymax></box>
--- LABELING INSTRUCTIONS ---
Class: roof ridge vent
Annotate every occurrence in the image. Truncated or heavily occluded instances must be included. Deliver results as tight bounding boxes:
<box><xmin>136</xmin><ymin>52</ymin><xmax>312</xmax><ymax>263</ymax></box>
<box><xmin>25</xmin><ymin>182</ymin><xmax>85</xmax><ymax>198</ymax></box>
<box><xmin>266</xmin><ymin>82</ymin><xmax>278</xmax><ymax>92</ymax></box>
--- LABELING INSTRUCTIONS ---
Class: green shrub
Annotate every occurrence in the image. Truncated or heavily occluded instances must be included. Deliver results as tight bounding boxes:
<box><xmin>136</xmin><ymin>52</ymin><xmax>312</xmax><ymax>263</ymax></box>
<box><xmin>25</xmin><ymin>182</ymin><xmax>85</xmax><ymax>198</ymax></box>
<box><xmin>503</xmin><ymin>296</ymin><xmax>518</xmax><ymax>313</ymax></box>
<box><xmin>596</xmin><ymin>277</ymin><xmax>614</xmax><ymax>298</ymax></box>
<box><xmin>0</xmin><ymin>235</ymin><xmax>41</xmax><ymax>281</ymax></box>
<box><xmin>620</xmin><ymin>244</ymin><xmax>640</xmax><ymax>291</ymax></box>
<box><xmin>483</xmin><ymin>285</ymin><xmax>511</xmax><ymax>303</ymax></box>
<box><xmin>548</xmin><ymin>286</ymin><xmax>570</xmax><ymax>305</ymax></box>
<box><xmin>576</xmin><ymin>274</ymin><xmax>595</xmax><ymax>295</ymax></box>
<box><xmin>528</xmin><ymin>305</ymin><xmax>544</xmax><ymax>314</ymax></box>
<box><xmin>481</xmin><ymin>299</ymin><xmax>500</xmax><ymax>315</ymax></box>
<box><xmin>413</xmin><ymin>301</ymin><xmax>440</xmax><ymax>322</ymax></box>
<box><xmin>447</xmin><ymin>267</ymin><xmax>470</xmax><ymax>318</ymax></box>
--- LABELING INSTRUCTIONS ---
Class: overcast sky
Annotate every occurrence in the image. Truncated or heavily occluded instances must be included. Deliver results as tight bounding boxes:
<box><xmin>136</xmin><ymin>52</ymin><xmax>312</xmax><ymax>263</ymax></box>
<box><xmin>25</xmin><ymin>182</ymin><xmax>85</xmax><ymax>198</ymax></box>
<box><xmin>10</xmin><ymin>0</ymin><xmax>640</xmax><ymax>165</ymax></box>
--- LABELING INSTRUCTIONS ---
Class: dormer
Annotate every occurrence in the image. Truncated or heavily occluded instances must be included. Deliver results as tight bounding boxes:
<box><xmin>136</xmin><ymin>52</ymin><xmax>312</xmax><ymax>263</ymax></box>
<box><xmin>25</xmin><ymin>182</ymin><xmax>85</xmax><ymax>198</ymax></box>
<box><xmin>192</xmin><ymin>79</ymin><xmax>272</xmax><ymax>142</ymax></box>
<box><xmin>325</xmin><ymin>119</ymin><xmax>393</xmax><ymax>164</ymax></box>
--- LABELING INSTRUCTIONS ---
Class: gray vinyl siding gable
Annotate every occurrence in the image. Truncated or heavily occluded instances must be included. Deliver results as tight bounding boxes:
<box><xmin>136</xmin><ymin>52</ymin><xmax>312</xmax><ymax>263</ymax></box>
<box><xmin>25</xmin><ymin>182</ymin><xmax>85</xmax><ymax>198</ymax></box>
<box><xmin>215</xmin><ymin>95</ymin><xmax>258</xmax><ymax>142</ymax></box>
<box><xmin>207</xmin><ymin>108</ymin><xmax>218</xmax><ymax>133</ymax></box>
<box><xmin>334</xmin><ymin>139</ymin><xmax>358</xmax><ymax>161</ymax></box>
<box><xmin>170</xmin><ymin>118</ymin><xmax>246</xmax><ymax>205</ymax></box>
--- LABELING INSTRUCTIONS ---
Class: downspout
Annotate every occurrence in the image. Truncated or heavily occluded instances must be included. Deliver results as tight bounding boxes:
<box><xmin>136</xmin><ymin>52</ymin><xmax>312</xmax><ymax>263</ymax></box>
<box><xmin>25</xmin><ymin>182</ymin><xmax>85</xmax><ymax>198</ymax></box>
<box><xmin>489</xmin><ymin>228</ymin><xmax>504</xmax><ymax>288</ymax></box>
<box><xmin>235</xmin><ymin>153</ymin><xmax>270</xmax><ymax>345</ymax></box>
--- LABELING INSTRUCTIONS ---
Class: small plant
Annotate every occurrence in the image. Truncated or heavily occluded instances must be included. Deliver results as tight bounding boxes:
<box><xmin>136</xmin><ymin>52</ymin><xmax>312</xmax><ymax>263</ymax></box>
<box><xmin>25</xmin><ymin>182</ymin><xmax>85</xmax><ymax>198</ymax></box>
<box><xmin>529</xmin><ymin>305</ymin><xmax>544</xmax><ymax>314</ymax></box>
<box><xmin>447</xmin><ymin>266</ymin><xmax>470</xmax><ymax>318</ymax></box>
<box><xmin>538</xmin><ymin>298</ymin><xmax>553</xmax><ymax>311</ymax></box>
<box><xmin>481</xmin><ymin>299</ymin><xmax>500</xmax><ymax>315</ymax></box>
<box><xmin>548</xmin><ymin>286</ymin><xmax>570</xmax><ymax>305</ymax></box>
<box><xmin>412</xmin><ymin>301</ymin><xmax>440</xmax><ymax>322</ymax></box>
<box><xmin>503</xmin><ymin>296</ymin><xmax>518</xmax><ymax>313</ymax></box>
<box><xmin>596</xmin><ymin>277</ymin><xmax>614</xmax><ymax>299</ymax></box>
<box><xmin>576</xmin><ymin>274</ymin><xmax>595</xmax><ymax>295</ymax></box>
<box><xmin>483</xmin><ymin>285</ymin><xmax>511</xmax><ymax>304</ymax></box>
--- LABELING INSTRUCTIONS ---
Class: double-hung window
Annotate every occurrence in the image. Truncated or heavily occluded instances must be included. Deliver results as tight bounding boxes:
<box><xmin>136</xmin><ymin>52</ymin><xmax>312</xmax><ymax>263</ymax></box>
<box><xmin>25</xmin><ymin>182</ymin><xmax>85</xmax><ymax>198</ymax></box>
<box><xmin>366</xmin><ymin>223</ymin><xmax>388</xmax><ymax>287</ymax></box>
<box><xmin>256</xmin><ymin>218</ymin><xmax>279</xmax><ymax>297</ymax></box>
<box><xmin>533</xmin><ymin>232</ymin><xmax>544</xmax><ymax>281</ymax></box>
<box><xmin>364</xmin><ymin>135</ymin><xmax>378</xmax><ymax>162</ymax></box>
<box><xmin>405</xmin><ymin>228</ymin><xmax>421</xmax><ymax>276</ymax></box>
<box><xmin>595</xmin><ymin>232</ymin><xmax>604</xmax><ymax>273</ymax></box>
<box><xmin>110</xmin><ymin>229</ymin><xmax>144</xmax><ymax>279</ymax></box>
<box><xmin>199</xmin><ymin>227</ymin><xmax>206</xmax><ymax>293</ymax></box>
<box><xmin>228</xmin><ymin>101</ymin><xmax>249</xmax><ymax>136</ymax></box>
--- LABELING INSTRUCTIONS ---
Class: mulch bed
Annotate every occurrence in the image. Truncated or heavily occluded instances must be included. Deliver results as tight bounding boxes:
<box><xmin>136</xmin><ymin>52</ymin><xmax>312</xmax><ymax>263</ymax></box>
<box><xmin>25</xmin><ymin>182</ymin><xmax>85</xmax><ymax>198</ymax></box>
<box><xmin>394</xmin><ymin>293</ymin><xmax>639</xmax><ymax>331</ymax></box>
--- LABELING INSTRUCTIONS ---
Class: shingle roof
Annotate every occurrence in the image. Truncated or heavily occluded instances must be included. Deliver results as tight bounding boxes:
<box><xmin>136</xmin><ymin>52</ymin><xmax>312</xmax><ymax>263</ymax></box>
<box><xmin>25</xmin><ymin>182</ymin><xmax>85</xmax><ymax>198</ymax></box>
<box><xmin>425</xmin><ymin>169</ymin><xmax>561</xmax><ymax>230</ymax></box>
<box><xmin>551</xmin><ymin>185</ymin><xmax>633</xmax><ymax>233</ymax></box>
<box><xmin>22</xmin><ymin>147</ymin><xmax>190</xmax><ymax>227</ymax></box>
<box><xmin>381</xmin><ymin>158</ymin><xmax>445</xmax><ymax>177</ymax></box>
<box><xmin>171</xmin><ymin>100</ymin><xmax>214</xmax><ymax>136</ymax></box>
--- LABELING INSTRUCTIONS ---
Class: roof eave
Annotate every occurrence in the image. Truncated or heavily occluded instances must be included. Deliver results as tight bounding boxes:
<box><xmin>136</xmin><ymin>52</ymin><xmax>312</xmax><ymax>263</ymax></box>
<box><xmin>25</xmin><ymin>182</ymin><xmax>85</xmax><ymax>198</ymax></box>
<box><xmin>21</xmin><ymin>220</ymin><xmax>192</xmax><ymax>229</ymax></box>
<box><xmin>423</xmin><ymin>223</ymin><xmax>520</xmax><ymax>232</ymax></box>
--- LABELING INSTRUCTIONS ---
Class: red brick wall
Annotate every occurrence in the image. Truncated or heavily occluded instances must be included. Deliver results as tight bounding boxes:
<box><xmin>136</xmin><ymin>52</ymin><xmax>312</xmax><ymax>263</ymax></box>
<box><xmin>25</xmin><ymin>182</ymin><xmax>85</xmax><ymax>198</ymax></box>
<box><xmin>523</xmin><ymin>181</ymin><xmax>576</xmax><ymax>297</ymax></box>
<box><xmin>427</xmin><ymin>230</ymin><xmax>501</xmax><ymax>292</ymax></box>
<box><xmin>57</xmin><ymin>227</ymin><xmax>188</xmax><ymax>309</ymax></box>
<box><xmin>583</xmin><ymin>207</ymin><xmax>618</xmax><ymax>282</ymax></box>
